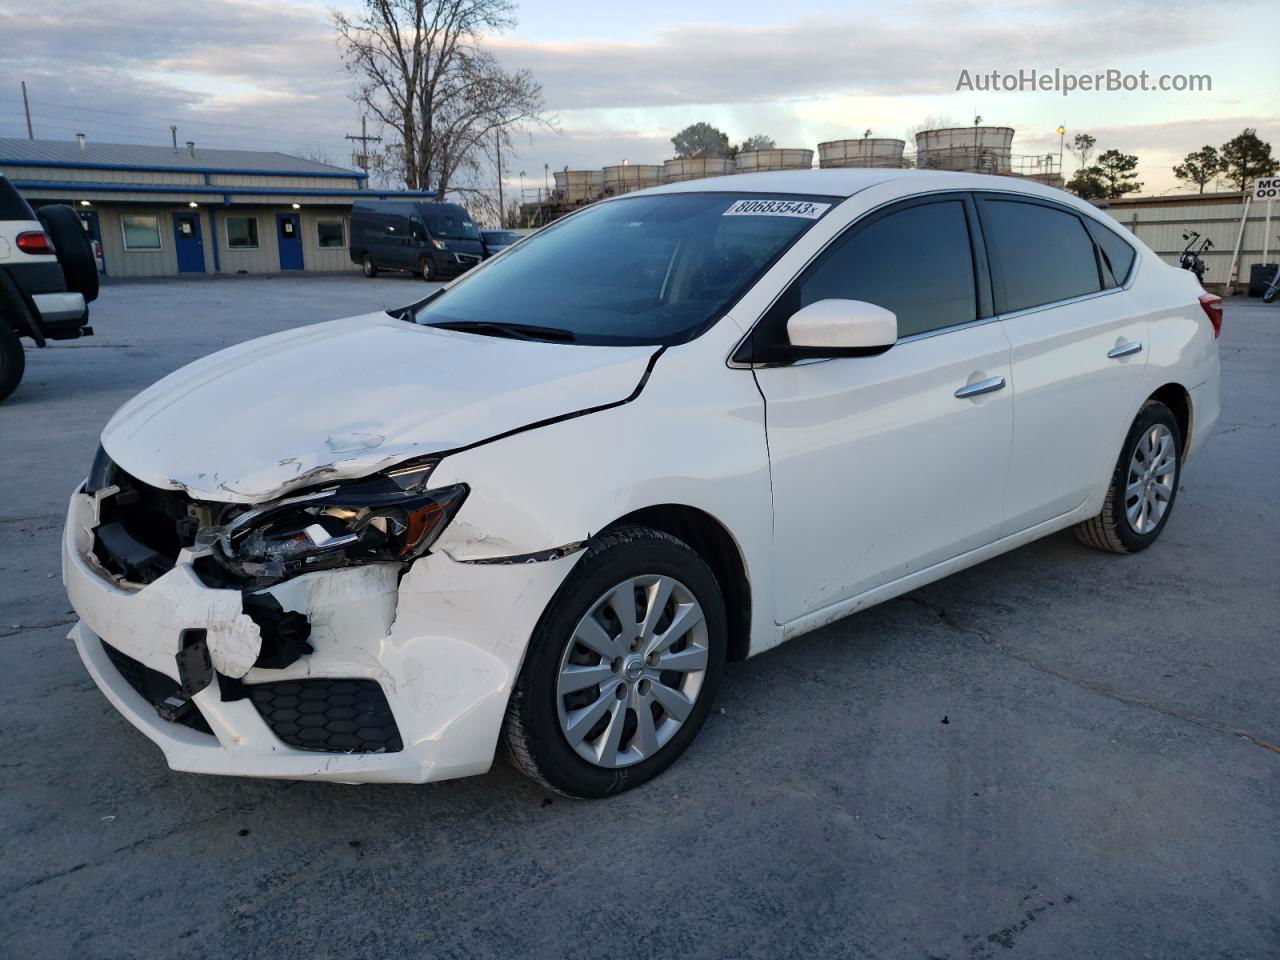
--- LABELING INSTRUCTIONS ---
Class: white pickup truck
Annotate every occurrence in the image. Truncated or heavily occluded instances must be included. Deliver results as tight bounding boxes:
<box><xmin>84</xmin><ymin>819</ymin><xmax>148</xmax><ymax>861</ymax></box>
<box><xmin>0</xmin><ymin>173</ymin><xmax>99</xmax><ymax>401</ymax></box>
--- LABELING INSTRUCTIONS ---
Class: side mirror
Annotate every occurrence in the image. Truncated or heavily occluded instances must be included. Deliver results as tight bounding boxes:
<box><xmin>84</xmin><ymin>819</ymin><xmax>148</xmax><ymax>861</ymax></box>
<box><xmin>785</xmin><ymin>299</ymin><xmax>897</xmax><ymax>356</ymax></box>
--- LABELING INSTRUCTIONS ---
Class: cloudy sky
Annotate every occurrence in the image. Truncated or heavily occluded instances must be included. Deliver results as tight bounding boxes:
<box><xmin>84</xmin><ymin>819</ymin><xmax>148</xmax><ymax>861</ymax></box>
<box><xmin>1</xmin><ymin>0</ymin><xmax>1276</xmax><ymax>197</ymax></box>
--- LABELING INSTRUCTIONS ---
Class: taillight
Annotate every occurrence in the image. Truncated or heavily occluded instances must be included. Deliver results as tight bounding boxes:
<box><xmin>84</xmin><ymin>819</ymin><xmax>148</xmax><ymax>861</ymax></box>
<box><xmin>15</xmin><ymin>231</ymin><xmax>54</xmax><ymax>255</ymax></box>
<box><xmin>1198</xmin><ymin>293</ymin><xmax>1223</xmax><ymax>338</ymax></box>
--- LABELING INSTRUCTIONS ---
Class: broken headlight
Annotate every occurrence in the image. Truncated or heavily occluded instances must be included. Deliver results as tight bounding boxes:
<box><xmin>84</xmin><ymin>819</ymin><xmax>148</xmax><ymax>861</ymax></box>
<box><xmin>214</xmin><ymin>458</ymin><xmax>467</xmax><ymax>579</ymax></box>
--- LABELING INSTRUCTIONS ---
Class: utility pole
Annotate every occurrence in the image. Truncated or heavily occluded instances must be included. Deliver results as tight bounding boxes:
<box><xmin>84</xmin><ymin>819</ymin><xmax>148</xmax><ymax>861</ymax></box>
<box><xmin>345</xmin><ymin>116</ymin><xmax>382</xmax><ymax>173</ymax></box>
<box><xmin>495</xmin><ymin>131</ymin><xmax>504</xmax><ymax>228</ymax></box>
<box><xmin>20</xmin><ymin>81</ymin><xmax>33</xmax><ymax>139</ymax></box>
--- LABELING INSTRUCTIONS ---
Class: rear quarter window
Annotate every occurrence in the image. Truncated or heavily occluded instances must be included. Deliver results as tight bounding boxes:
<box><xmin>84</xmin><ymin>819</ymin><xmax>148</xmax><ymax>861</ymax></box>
<box><xmin>1086</xmin><ymin>220</ymin><xmax>1138</xmax><ymax>287</ymax></box>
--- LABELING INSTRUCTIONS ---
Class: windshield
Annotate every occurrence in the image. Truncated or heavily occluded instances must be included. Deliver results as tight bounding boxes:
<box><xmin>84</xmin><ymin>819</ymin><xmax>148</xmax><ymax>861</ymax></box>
<box><xmin>415</xmin><ymin>192</ymin><xmax>837</xmax><ymax>345</ymax></box>
<box><xmin>425</xmin><ymin>207</ymin><xmax>480</xmax><ymax>241</ymax></box>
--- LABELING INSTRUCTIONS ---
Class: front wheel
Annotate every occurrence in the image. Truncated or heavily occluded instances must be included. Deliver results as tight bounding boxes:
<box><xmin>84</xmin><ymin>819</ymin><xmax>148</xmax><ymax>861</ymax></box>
<box><xmin>1264</xmin><ymin>274</ymin><xmax>1280</xmax><ymax>304</ymax></box>
<box><xmin>503</xmin><ymin>526</ymin><xmax>727</xmax><ymax>798</ymax></box>
<box><xmin>361</xmin><ymin>255</ymin><xmax>378</xmax><ymax>278</ymax></box>
<box><xmin>420</xmin><ymin>257</ymin><xmax>436</xmax><ymax>282</ymax></box>
<box><xmin>1074</xmin><ymin>400</ymin><xmax>1182</xmax><ymax>554</ymax></box>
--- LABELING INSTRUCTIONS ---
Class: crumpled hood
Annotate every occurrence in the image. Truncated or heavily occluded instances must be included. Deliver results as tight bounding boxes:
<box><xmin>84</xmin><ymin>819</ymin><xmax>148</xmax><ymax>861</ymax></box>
<box><xmin>101</xmin><ymin>312</ymin><xmax>656</xmax><ymax>503</ymax></box>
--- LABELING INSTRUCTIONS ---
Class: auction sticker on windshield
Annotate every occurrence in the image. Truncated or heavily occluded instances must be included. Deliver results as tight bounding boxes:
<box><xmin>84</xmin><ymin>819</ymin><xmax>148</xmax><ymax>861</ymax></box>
<box><xmin>723</xmin><ymin>199</ymin><xmax>831</xmax><ymax>218</ymax></box>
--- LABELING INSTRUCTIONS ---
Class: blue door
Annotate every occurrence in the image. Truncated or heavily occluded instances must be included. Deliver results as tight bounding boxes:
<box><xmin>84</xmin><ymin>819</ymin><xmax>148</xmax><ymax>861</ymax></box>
<box><xmin>172</xmin><ymin>212</ymin><xmax>205</xmax><ymax>273</ymax></box>
<box><xmin>277</xmin><ymin>213</ymin><xmax>304</xmax><ymax>270</ymax></box>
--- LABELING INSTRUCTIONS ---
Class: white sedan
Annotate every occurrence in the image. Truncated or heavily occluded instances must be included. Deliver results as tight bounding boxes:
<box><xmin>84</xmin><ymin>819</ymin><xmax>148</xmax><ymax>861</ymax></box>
<box><xmin>62</xmin><ymin>169</ymin><xmax>1221</xmax><ymax>797</ymax></box>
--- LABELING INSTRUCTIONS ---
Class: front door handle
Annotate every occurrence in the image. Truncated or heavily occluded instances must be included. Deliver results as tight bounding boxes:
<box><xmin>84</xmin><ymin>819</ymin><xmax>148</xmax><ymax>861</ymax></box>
<box><xmin>1107</xmin><ymin>341</ymin><xmax>1143</xmax><ymax>359</ymax></box>
<box><xmin>954</xmin><ymin>376</ymin><xmax>1006</xmax><ymax>399</ymax></box>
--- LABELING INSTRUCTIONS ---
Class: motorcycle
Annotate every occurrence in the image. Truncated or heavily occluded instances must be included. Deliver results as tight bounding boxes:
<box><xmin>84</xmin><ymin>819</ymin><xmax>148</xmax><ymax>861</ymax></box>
<box><xmin>1178</xmin><ymin>231</ymin><xmax>1213</xmax><ymax>286</ymax></box>
<box><xmin>1261</xmin><ymin>236</ymin><xmax>1280</xmax><ymax>304</ymax></box>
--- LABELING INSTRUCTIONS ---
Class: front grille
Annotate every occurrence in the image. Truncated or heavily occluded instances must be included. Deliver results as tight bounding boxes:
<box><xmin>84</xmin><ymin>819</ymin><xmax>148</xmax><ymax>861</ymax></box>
<box><xmin>248</xmin><ymin>679</ymin><xmax>403</xmax><ymax>753</ymax></box>
<box><xmin>100</xmin><ymin>640</ymin><xmax>214</xmax><ymax>736</ymax></box>
<box><xmin>454</xmin><ymin>253</ymin><xmax>480</xmax><ymax>265</ymax></box>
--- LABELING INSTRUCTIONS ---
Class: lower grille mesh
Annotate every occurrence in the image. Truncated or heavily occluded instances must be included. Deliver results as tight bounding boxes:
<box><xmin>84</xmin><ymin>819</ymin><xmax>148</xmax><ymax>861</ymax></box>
<box><xmin>248</xmin><ymin>679</ymin><xmax>403</xmax><ymax>753</ymax></box>
<box><xmin>100</xmin><ymin>641</ymin><xmax>214</xmax><ymax>736</ymax></box>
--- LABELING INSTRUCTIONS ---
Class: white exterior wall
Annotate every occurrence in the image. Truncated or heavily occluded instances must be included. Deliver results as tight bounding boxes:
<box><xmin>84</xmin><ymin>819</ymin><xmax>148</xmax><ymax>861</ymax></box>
<box><xmin>1104</xmin><ymin>195</ymin><xmax>1279</xmax><ymax>290</ymax></box>
<box><xmin>82</xmin><ymin>205</ymin><xmax>358</xmax><ymax>278</ymax></box>
<box><xmin>95</xmin><ymin>206</ymin><xmax>185</xmax><ymax>277</ymax></box>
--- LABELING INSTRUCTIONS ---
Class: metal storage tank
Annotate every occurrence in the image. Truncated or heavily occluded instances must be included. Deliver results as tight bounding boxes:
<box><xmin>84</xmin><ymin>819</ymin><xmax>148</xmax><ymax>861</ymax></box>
<box><xmin>553</xmin><ymin>169</ymin><xmax>604</xmax><ymax>203</ymax></box>
<box><xmin>914</xmin><ymin>127</ymin><xmax>1014</xmax><ymax>174</ymax></box>
<box><xmin>661</xmin><ymin>157</ymin><xmax>736</xmax><ymax>183</ymax></box>
<box><xmin>734</xmin><ymin>148</ymin><xmax>813</xmax><ymax>173</ymax></box>
<box><xmin>817</xmin><ymin>139</ymin><xmax>906</xmax><ymax>168</ymax></box>
<box><xmin>602</xmin><ymin>164</ymin><xmax>663</xmax><ymax>195</ymax></box>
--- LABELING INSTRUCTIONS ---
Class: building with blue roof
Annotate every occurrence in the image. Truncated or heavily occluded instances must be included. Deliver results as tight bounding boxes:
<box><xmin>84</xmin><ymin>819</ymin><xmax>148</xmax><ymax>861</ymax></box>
<box><xmin>0</xmin><ymin>136</ymin><xmax>432</xmax><ymax>277</ymax></box>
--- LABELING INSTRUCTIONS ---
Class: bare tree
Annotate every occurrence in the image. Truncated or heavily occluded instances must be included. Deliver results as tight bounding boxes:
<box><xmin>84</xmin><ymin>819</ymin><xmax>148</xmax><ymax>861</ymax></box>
<box><xmin>333</xmin><ymin>0</ymin><xmax>550</xmax><ymax>198</ymax></box>
<box><xmin>905</xmin><ymin>115</ymin><xmax>958</xmax><ymax>142</ymax></box>
<box><xmin>299</xmin><ymin>147</ymin><xmax>339</xmax><ymax>167</ymax></box>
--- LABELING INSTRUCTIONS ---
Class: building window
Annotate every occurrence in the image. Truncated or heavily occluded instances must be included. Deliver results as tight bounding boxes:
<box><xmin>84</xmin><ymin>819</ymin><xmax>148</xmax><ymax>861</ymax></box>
<box><xmin>121</xmin><ymin>215</ymin><xmax>162</xmax><ymax>251</ymax></box>
<box><xmin>226</xmin><ymin>216</ymin><xmax>260</xmax><ymax>249</ymax></box>
<box><xmin>316</xmin><ymin>219</ymin><xmax>346</xmax><ymax>248</ymax></box>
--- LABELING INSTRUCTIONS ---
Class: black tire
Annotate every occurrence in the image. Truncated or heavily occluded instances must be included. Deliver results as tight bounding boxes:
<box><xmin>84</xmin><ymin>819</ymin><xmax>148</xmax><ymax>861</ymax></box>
<box><xmin>1264</xmin><ymin>283</ymin><xmax>1279</xmax><ymax>304</ymax></box>
<box><xmin>502</xmin><ymin>526</ymin><xmax>727</xmax><ymax>798</ymax></box>
<box><xmin>362</xmin><ymin>255</ymin><xmax>378</xmax><ymax>278</ymax></box>
<box><xmin>36</xmin><ymin>204</ymin><xmax>98</xmax><ymax>303</ymax></box>
<box><xmin>420</xmin><ymin>257</ymin><xmax>436</xmax><ymax>282</ymax></box>
<box><xmin>0</xmin><ymin>321</ymin><xmax>25</xmax><ymax>403</ymax></box>
<box><xmin>1074</xmin><ymin>400</ymin><xmax>1183</xmax><ymax>554</ymax></box>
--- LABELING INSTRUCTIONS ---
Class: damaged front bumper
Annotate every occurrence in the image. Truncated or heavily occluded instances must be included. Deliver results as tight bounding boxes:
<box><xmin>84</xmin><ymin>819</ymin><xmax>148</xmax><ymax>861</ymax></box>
<box><xmin>62</xmin><ymin>485</ymin><xmax>580</xmax><ymax>784</ymax></box>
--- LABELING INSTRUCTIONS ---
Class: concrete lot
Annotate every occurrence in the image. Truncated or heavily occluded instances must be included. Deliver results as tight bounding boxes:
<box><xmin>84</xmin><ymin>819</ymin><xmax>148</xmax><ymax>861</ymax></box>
<box><xmin>1</xmin><ymin>275</ymin><xmax>1276</xmax><ymax>959</ymax></box>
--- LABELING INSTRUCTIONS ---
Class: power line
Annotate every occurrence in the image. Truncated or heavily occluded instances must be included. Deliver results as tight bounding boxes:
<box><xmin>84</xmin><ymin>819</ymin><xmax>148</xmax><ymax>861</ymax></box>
<box><xmin>2</xmin><ymin>93</ymin><xmax>348</xmax><ymax>139</ymax></box>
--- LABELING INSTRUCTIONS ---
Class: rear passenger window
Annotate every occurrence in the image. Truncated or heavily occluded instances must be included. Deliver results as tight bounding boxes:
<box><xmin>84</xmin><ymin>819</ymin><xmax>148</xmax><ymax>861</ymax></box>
<box><xmin>767</xmin><ymin>199</ymin><xmax>977</xmax><ymax>340</ymax></box>
<box><xmin>1087</xmin><ymin>221</ymin><xmax>1137</xmax><ymax>288</ymax></box>
<box><xmin>981</xmin><ymin>199</ymin><xmax>1102</xmax><ymax>312</ymax></box>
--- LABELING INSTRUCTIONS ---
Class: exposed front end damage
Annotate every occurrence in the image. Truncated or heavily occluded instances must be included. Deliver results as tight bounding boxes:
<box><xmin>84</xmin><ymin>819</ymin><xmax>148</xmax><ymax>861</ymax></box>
<box><xmin>63</xmin><ymin>464</ymin><xmax>583</xmax><ymax>783</ymax></box>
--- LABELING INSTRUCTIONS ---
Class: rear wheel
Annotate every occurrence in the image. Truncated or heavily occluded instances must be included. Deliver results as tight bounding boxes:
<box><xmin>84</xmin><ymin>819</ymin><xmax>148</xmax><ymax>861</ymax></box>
<box><xmin>1074</xmin><ymin>400</ymin><xmax>1182</xmax><ymax>554</ymax></box>
<box><xmin>503</xmin><ymin>526</ymin><xmax>726</xmax><ymax>798</ymax></box>
<box><xmin>362</xmin><ymin>255</ymin><xmax>378</xmax><ymax>278</ymax></box>
<box><xmin>0</xmin><ymin>322</ymin><xmax>25</xmax><ymax>403</ymax></box>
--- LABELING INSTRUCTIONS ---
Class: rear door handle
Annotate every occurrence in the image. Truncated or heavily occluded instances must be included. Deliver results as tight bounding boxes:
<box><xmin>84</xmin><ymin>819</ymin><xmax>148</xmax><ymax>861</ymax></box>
<box><xmin>954</xmin><ymin>376</ymin><xmax>1006</xmax><ymax>399</ymax></box>
<box><xmin>1107</xmin><ymin>341</ymin><xmax>1143</xmax><ymax>359</ymax></box>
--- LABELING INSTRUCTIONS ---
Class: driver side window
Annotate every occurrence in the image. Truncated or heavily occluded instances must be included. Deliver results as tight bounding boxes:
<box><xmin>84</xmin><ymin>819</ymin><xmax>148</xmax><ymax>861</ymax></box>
<box><xmin>761</xmin><ymin>198</ymin><xmax>980</xmax><ymax>343</ymax></box>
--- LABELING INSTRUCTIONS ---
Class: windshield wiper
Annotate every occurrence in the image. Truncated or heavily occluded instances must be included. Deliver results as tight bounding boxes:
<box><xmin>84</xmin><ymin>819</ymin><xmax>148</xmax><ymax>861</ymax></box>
<box><xmin>426</xmin><ymin>320</ymin><xmax>577</xmax><ymax>343</ymax></box>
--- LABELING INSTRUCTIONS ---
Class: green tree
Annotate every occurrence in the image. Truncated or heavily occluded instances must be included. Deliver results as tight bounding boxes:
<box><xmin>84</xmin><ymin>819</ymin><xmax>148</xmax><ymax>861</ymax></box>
<box><xmin>736</xmin><ymin>134</ymin><xmax>776</xmax><ymax>154</ymax></box>
<box><xmin>1066</xmin><ymin>132</ymin><xmax>1097</xmax><ymax>170</ymax></box>
<box><xmin>672</xmin><ymin>122</ymin><xmax>732</xmax><ymax>159</ymax></box>
<box><xmin>1095</xmin><ymin>149</ymin><xmax>1143</xmax><ymax>198</ymax></box>
<box><xmin>1067</xmin><ymin>167</ymin><xmax>1108</xmax><ymax>201</ymax></box>
<box><xmin>1219</xmin><ymin>128</ymin><xmax>1278</xmax><ymax>192</ymax></box>
<box><xmin>1173</xmin><ymin>145</ymin><xmax>1222</xmax><ymax>193</ymax></box>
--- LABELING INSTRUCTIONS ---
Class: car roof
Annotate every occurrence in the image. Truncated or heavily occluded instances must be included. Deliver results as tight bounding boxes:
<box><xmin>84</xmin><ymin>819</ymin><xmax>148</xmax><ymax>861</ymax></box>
<box><xmin>352</xmin><ymin>199</ymin><xmax>465</xmax><ymax>212</ymax></box>
<box><xmin>627</xmin><ymin>167</ymin><xmax>1116</xmax><ymax>226</ymax></box>
<box><xmin>638</xmin><ymin>167</ymin><xmax>1071</xmax><ymax>203</ymax></box>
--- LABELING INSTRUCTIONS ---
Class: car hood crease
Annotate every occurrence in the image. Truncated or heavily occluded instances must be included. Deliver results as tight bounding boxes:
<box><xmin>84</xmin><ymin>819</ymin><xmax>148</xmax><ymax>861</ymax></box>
<box><xmin>100</xmin><ymin>312</ymin><xmax>659</xmax><ymax>503</ymax></box>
